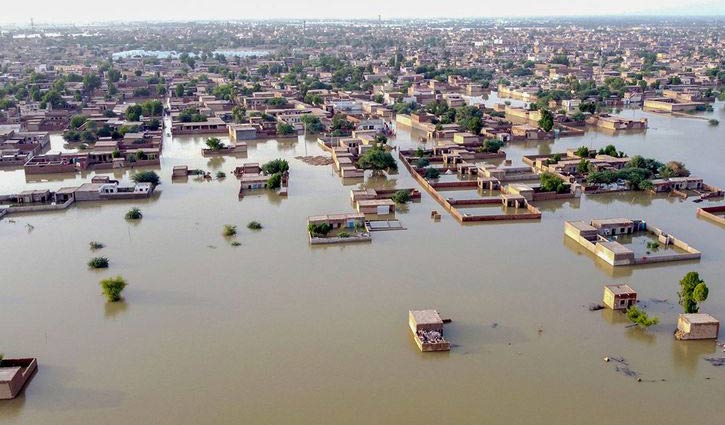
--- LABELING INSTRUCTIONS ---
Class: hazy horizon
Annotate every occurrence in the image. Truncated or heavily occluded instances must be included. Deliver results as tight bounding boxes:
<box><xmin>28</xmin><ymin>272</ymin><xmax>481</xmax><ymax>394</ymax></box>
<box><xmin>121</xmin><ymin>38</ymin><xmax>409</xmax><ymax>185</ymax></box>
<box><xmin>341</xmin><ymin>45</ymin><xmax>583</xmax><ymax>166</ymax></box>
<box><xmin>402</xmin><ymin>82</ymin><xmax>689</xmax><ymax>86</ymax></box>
<box><xmin>1</xmin><ymin>0</ymin><xmax>725</xmax><ymax>25</ymax></box>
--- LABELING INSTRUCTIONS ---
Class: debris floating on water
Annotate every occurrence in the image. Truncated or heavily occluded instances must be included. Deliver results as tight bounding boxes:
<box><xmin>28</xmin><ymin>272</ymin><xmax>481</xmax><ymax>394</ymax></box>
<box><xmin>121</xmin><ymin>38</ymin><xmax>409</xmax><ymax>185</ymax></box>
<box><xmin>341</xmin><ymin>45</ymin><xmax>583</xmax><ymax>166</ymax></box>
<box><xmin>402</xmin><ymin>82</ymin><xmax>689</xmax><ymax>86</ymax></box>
<box><xmin>588</xmin><ymin>303</ymin><xmax>605</xmax><ymax>311</ymax></box>
<box><xmin>705</xmin><ymin>357</ymin><xmax>725</xmax><ymax>367</ymax></box>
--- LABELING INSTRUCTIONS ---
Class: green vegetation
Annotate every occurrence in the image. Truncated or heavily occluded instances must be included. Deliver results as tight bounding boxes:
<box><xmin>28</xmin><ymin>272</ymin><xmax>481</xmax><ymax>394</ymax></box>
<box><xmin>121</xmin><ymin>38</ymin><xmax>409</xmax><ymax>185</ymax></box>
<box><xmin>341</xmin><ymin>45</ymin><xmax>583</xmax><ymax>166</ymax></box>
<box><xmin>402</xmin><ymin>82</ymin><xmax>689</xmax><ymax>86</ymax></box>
<box><xmin>357</xmin><ymin>146</ymin><xmax>397</xmax><ymax>171</ymax></box>
<box><xmin>131</xmin><ymin>170</ymin><xmax>160</xmax><ymax>186</ymax></box>
<box><xmin>308</xmin><ymin>223</ymin><xmax>333</xmax><ymax>237</ymax></box>
<box><xmin>391</xmin><ymin>190</ymin><xmax>411</xmax><ymax>204</ymax></box>
<box><xmin>266</xmin><ymin>172</ymin><xmax>282</xmax><ymax>189</ymax></box>
<box><xmin>231</xmin><ymin>241</ymin><xmax>242</xmax><ymax>247</ymax></box>
<box><xmin>424</xmin><ymin>167</ymin><xmax>441</xmax><ymax>180</ymax></box>
<box><xmin>88</xmin><ymin>257</ymin><xmax>109</xmax><ymax>269</ymax></box>
<box><xmin>276</xmin><ymin>122</ymin><xmax>297</xmax><ymax>136</ymax></box>
<box><xmin>678</xmin><ymin>272</ymin><xmax>709</xmax><ymax>314</ymax></box>
<box><xmin>100</xmin><ymin>276</ymin><xmax>127</xmax><ymax>302</ymax></box>
<box><xmin>89</xmin><ymin>241</ymin><xmax>105</xmax><ymax>250</ymax></box>
<box><xmin>247</xmin><ymin>221</ymin><xmax>263</xmax><ymax>230</ymax></box>
<box><xmin>646</xmin><ymin>241</ymin><xmax>660</xmax><ymax>251</ymax></box>
<box><xmin>223</xmin><ymin>225</ymin><xmax>237</xmax><ymax>237</ymax></box>
<box><xmin>709</xmin><ymin>119</ymin><xmax>720</xmax><ymax>126</ymax></box>
<box><xmin>626</xmin><ymin>306</ymin><xmax>659</xmax><ymax>328</ymax></box>
<box><xmin>574</xmin><ymin>146</ymin><xmax>592</xmax><ymax>158</ymax></box>
<box><xmin>415</xmin><ymin>157</ymin><xmax>430</xmax><ymax>168</ymax></box>
<box><xmin>577</xmin><ymin>159</ymin><xmax>592</xmax><ymax>174</ymax></box>
<box><xmin>262</xmin><ymin>159</ymin><xmax>290</xmax><ymax>175</ymax></box>
<box><xmin>659</xmin><ymin>161</ymin><xmax>690</xmax><ymax>178</ymax></box>
<box><xmin>598</xmin><ymin>144</ymin><xmax>624</xmax><ymax>157</ymax></box>
<box><xmin>478</xmin><ymin>139</ymin><xmax>504</xmax><ymax>153</ymax></box>
<box><xmin>125</xmin><ymin>207</ymin><xmax>143</xmax><ymax>220</ymax></box>
<box><xmin>337</xmin><ymin>231</ymin><xmax>351</xmax><ymax>238</ymax></box>
<box><xmin>216</xmin><ymin>171</ymin><xmax>226</xmax><ymax>179</ymax></box>
<box><xmin>179</xmin><ymin>107</ymin><xmax>206</xmax><ymax>123</ymax></box>
<box><xmin>540</xmin><ymin>172</ymin><xmax>568</xmax><ymax>193</ymax></box>
<box><xmin>300</xmin><ymin>114</ymin><xmax>325</xmax><ymax>133</ymax></box>
<box><xmin>205</xmin><ymin>137</ymin><xmax>226</xmax><ymax>151</ymax></box>
<box><xmin>538</xmin><ymin>109</ymin><xmax>554</xmax><ymax>132</ymax></box>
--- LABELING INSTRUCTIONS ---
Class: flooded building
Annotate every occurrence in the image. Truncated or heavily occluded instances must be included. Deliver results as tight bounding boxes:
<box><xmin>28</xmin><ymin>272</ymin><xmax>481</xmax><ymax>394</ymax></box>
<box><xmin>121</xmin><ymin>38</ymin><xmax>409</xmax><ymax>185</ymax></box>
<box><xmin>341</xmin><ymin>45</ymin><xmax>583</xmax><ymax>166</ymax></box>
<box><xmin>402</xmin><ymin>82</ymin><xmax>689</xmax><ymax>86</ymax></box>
<box><xmin>675</xmin><ymin>314</ymin><xmax>720</xmax><ymax>340</ymax></box>
<box><xmin>408</xmin><ymin>310</ymin><xmax>451</xmax><ymax>352</ymax></box>
<box><xmin>603</xmin><ymin>284</ymin><xmax>637</xmax><ymax>310</ymax></box>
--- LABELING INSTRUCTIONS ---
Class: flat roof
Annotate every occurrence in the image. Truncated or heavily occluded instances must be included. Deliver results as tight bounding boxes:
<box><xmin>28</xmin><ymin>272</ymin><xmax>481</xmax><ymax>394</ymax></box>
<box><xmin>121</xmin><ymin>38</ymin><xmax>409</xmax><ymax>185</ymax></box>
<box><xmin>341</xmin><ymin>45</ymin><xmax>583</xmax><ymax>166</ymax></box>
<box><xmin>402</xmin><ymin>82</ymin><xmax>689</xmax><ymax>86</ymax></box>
<box><xmin>0</xmin><ymin>366</ymin><xmax>21</xmax><ymax>383</ymax></box>
<box><xmin>410</xmin><ymin>310</ymin><xmax>443</xmax><ymax>326</ymax></box>
<box><xmin>591</xmin><ymin>218</ymin><xmax>634</xmax><ymax>226</ymax></box>
<box><xmin>599</xmin><ymin>241</ymin><xmax>633</xmax><ymax>255</ymax></box>
<box><xmin>357</xmin><ymin>199</ymin><xmax>395</xmax><ymax>206</ymax></box>
<box><xmin>567</xmin><ymin>221</ymin><xmax>597</xmax><ymax>232</ymax></box>
<box><xmin>681</xmin><ymin>313</ymin><xmax>719</xmax><ymax>325</ymax></box>
<box><xmin>605</xmin><ymin>284</ymin><xmax>636</xmax><ymax>295</ymax></box>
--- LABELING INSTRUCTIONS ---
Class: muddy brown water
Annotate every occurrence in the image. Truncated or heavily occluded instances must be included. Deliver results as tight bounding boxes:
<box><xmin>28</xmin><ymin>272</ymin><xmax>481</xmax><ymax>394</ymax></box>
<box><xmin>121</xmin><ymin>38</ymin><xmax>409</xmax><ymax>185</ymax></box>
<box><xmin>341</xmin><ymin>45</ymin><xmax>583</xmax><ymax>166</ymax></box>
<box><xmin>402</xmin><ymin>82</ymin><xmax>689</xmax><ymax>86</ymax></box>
<box><xmin>1</xmin><ymin>102</ymin><xmax>725</xmax><ymax>424</ymax></box>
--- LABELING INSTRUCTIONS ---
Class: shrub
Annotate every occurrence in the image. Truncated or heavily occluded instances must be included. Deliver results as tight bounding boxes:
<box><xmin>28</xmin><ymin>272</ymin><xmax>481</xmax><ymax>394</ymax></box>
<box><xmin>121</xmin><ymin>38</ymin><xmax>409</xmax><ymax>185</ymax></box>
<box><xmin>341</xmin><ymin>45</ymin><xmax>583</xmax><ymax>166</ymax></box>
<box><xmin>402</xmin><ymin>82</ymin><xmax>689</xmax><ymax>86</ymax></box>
<box><xmin>247</xmin><ymin>221</ymin><xmax>263</xmax><ymax>230</ymax></box>
<box><xmin>338</xmin><ymin>231</ymin><xmax>351</xmax><ymax>238</ymax></box>
<box><xmin>424</xmin><ymin>167</ymin><xmax>440</xmax><ymax>180</ymax></box>
<box><xmin>125</xmin><ymin>207</ymin><xmax>142</xmax><ymax>220</ymax></box>
<box><xmin>709</xmin><ymin>119</ymin><xmax>719</xmax><ymax>126</ymax></box>
<box><xmin>216</xmin><ymin>171</ymin><xmax>226</xmax><ymax>179</ymax></box>
<box><xmin>223</xmin><ymin>225</ymin><xmax>237</xmax><ymax>237</ymax></box>
<box><xmin>626</xmin><ymin>306</ymin><xmax>659</xmax><ymax>328</ymax></box>
<box><xmin>415</xmin><ymin>157</ymin><xmax>430</xmax><ymax>168</ymax></box>
<box><xmin>308</xmin><ymin>223</ymin><xmax>332</xmax><ymax>236</ymax></box>
<box><xmin>391</xmin><ymin>190</ymin><xmax>411</xmax><ymax>204</ymax></box>
<box><xmin>88</xmin><ymin>257</ymin><xmax>109</xmax><ymax>269</ymax></box>
<box><xmin>231</xmin><ymin>241</ymin><xmax>241</xmax><ymax>247</ymax></box>
<box><xmin>131</xmin><ymin>170</ymin><xmax>160</xmax><ymax>186</ymax></box>
<box><xmin>89</xmin><ymin>241</ymin><xmax>105</xmax><ymax>250</ymax></box>
<box><xmin>100</xmin><ymin>276</ymin><xmax>127</xmax><ymax>302</ymax></box>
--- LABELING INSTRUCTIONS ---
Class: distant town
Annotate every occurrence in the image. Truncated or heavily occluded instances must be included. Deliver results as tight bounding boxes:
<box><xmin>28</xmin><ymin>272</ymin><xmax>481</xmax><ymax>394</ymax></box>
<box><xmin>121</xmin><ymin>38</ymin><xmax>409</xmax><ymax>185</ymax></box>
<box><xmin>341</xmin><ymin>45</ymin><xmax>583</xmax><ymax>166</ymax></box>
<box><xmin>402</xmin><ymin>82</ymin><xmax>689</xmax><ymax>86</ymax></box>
<box><xmin>1</xmin><ymin>16</ymin><xmax>724</xmax><ymax>425</ymax></box>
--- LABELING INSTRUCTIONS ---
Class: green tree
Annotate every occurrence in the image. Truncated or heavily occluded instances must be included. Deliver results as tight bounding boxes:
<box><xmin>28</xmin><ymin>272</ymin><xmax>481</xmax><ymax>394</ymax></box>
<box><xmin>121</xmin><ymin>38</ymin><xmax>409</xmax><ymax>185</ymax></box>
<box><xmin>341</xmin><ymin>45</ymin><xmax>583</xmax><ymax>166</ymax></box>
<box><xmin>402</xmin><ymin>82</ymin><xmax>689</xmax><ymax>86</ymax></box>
<box><xmin>125</xmin><ymin>105</ymin><xmax>143</xmax><ymax>121</ymax></box>
<box><xmin>276</xmin><ymin>122</ymin><xmax>296</xmax><ymax>136</ymax></box>
<box><xmin>540</xmin><ymin>172</ymin><xmax>568</xmax><ymax>193</ymax></box>
<box><xmin>424</xmin><ymin>167</ymin><xmax>440</xmax><ymax>180</ymax></box>
<box><xmin>357</xmin><ymin>146</ymin><xmax>397</xmax><ymax>171</ymax></box>
<box><xmin>262</xmin><ymin>159</ymin><xmax>289</xmax><ymax>175</ymax></box>
<box><xmin>678</xmin><ymin>272</ymin><xmax>709</xmax><ymax>314</ymax></box>
<box><xmin>538</xmin><ymin>109</ymin><xmax>554</xmax><ymax>132</ymax></box>
<box><xmin>391</xmin><ymin>190</ymin><xmax>411</xmax><ymax>204</ymax></box>
<box><xmin>125</xmin><ymin>207</ymin><xmax>143</xmax><ymax>220</ymax></box>
<box><xmin>205</xmin><ymin>137</ymin><xmax>226</xmax><ymax>151</ymax></box>
<box><xmin>131</xmin><ymin>170</ymin><xmax>160</xmax><ymax>186</ymax></box>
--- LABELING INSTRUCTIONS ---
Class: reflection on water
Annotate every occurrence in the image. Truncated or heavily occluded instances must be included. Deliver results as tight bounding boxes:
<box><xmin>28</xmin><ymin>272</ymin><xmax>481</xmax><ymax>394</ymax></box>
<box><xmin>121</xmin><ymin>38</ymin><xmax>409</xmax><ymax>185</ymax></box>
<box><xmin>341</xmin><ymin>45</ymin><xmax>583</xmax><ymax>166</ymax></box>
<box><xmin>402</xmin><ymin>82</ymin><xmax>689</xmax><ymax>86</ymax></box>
<box><xmin>2</xmin><ymin>107</ymin><xmax>725</xmax><ymax>424</ymax></box>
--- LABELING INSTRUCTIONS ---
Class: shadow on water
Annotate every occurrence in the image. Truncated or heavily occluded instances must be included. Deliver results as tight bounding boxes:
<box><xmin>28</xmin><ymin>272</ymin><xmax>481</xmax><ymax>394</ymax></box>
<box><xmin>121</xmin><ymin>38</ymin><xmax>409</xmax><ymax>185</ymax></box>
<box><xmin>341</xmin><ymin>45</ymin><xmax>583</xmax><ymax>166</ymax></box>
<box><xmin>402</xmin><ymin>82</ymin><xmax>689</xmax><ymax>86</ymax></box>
<box><xmin>671</xmin><ymin>339</ymin><xmax>718</xmax><ymax>375</ymax></box>
<box><xmin>104</xmin><ymin>301</ymin><xmax>129</xmax><ymax>319</ymax></box>
<box><xmin>2</xmin><ymin>364</ymin><xmax>125</xmax><ymax>414</ymax></box>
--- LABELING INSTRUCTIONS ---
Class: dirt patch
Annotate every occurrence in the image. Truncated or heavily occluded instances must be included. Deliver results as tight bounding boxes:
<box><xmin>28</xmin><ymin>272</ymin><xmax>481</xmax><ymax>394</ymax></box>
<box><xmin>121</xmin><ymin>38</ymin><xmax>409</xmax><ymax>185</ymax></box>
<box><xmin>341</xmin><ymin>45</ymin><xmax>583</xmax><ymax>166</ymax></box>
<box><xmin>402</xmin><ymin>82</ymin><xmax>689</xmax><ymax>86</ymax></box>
<box><xmin>295</xmin><ymin>155</ymin><xmax>333</xmax><ymax>166</ymax></box>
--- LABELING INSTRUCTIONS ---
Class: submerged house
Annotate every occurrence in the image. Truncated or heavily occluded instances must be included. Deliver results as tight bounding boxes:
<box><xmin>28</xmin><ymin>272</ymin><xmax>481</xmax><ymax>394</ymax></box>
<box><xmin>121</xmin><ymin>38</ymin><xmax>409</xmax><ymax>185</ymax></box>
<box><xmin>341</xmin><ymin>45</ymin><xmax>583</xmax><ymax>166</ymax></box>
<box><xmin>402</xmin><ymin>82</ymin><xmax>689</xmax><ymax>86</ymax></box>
<box><xmin>675</xmin><ymin>314</ymin><xmax>720</xmax><ymax>340</ymax></box>
<box><xmin>0</xmin><ymin>358</ymin><xmax>37</xmax><ymax>400</ymax></box>
<box><xmin>603</xmin><ymin>284</ymin><xmax>637</xmax><ymax>310</ymax></box>
<box><xmin>408</xmin><ymin>310</ymin><xmax>451</xmax><ymax>352</ymax></box>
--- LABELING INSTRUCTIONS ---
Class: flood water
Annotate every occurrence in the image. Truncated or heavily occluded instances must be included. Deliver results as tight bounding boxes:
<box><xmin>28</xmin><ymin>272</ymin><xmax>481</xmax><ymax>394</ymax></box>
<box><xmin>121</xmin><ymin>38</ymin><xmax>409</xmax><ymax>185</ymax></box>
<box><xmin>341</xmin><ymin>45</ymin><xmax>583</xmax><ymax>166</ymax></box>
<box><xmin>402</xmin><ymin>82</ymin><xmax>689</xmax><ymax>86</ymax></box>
<box><xmin>1</xmin><ymin>100</ymin><xmax>725</xmax><ymax>424</ymax></box>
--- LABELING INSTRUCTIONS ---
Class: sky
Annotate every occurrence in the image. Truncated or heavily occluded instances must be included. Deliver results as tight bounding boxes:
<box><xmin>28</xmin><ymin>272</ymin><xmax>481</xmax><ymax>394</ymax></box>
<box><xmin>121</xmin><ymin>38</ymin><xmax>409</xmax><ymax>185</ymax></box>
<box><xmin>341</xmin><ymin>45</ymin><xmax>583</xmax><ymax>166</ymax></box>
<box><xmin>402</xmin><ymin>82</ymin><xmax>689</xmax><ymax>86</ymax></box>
<box><xmin>1</xmin><ymin>0</ymin><xmax>725</xmax><ymax>25</ymax></box>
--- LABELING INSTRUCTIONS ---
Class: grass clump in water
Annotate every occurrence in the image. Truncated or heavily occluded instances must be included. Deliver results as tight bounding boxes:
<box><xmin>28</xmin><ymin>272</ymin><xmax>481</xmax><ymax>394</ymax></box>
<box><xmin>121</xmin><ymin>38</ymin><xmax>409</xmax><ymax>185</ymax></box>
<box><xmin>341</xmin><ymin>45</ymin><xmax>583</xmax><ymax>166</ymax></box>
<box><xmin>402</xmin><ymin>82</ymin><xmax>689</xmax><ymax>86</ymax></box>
<box><xmin>89</xmin><ymin>241</ymin><xmax>105</xmax><ymax>250</ymax></box>
<box><xmin>247</xmin><ymin>221</ymin><xmax>263</xmax><ymax>230</ymax></box>
<box><xmin>223</xmin><ymin>224</ymin><xmax>237</xmax><ymax>237</ymax></box>
<box><xmin>125</xmin><ymin>207</ymin><xmax>143</xmax><ymax>220</ymax></box>
<box><xmin>88</xmin><ymin>257</ymin><xmax>109</xmax><ymax>269</ymax></box>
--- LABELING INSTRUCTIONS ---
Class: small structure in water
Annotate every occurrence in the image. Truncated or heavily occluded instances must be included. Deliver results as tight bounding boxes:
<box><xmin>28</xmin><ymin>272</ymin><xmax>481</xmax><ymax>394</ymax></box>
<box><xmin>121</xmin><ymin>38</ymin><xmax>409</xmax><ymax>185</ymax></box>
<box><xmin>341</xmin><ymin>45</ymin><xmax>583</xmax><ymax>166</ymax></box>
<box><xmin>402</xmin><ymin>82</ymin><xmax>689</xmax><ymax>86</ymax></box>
<box><xmin>0</xmin><ymin>358</ymin><xmax>37</xmax><ymax>399</ymax></box>
<box><xmin>603</xmin><ymin>284</ymin><xmax>637</xmax><ymax>310</ymax></box>
<box><xmin>408</xmin><ymin>310</ymin><xmax>451</xmax><ymax>352</ymax></box>
<box><xmin>675</xmin><ymin>313</ymin><xmax>720</xmax><ymax>340</ymax></box>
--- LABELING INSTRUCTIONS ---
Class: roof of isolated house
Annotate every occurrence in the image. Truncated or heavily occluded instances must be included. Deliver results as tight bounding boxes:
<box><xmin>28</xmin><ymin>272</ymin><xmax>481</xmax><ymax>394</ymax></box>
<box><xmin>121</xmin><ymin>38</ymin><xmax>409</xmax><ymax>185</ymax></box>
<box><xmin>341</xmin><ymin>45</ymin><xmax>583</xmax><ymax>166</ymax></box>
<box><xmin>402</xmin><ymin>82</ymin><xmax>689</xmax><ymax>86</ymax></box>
<box><xmin>605</xmin><ymin>284</ymin><xmax>636</xmax><ymax>295</ymax></box>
